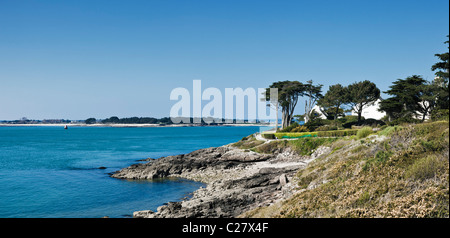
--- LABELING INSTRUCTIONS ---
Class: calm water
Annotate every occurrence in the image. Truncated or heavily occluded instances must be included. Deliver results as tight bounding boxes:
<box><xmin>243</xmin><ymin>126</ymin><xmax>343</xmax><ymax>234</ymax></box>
<box><xmin>0</xmin><ymin>126</ymin><xmax>261</xmax><ymax>218</ymax></box>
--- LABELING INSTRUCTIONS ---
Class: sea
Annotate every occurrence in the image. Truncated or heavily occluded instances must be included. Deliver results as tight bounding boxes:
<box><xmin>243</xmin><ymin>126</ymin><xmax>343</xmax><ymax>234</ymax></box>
<box><xmin>0</xmin><ymin>126</ymin><xmax>264</xmax><ymax>218</ymax></box>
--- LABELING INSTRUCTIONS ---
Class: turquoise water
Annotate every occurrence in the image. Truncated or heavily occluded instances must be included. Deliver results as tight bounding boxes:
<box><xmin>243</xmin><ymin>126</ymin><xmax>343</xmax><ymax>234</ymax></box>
<box><xmin>0</xmin><ymin>126</ymin><xmax>261</xmax><ymax>218</ymax></box>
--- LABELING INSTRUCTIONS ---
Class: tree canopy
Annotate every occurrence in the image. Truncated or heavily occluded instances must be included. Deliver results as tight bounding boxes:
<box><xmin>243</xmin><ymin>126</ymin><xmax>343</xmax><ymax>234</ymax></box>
<box><xmin>431</xmin><ymin>35</ymin><xmax>449</xmax><ymax>83</ymax></box>
<box><xmin>266</xmin><ymin>80</ymin><xmax>322</xmax><ymax>129</ymax></box>
<box><xmin>431</xmin><ymin>36</ymin><xmax>449</xmax><ymax>110</ymax></box>
<box><xmin>379</xmin><ymin>75</ymin><xmax>436</xmax><ymax>122</ymax></box>
<box><xmin>346</xmin><ymin>80</ymin><xmax>381</xmax><ymax>122</ymax></box>
<box><xmin>266</xmin><ymin>81</ymin><xmax>305</xmax><ymax>128</ymax></box>
<box><xmin>317</xmin><ymin>84</ymin><xmax>348</xmax><ymax>120</ymax></box>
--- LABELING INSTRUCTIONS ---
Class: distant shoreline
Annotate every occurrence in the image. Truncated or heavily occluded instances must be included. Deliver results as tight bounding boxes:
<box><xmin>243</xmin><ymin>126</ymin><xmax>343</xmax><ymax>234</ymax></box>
<box><xmin>0</xmin><ymin>123</ymin><xmax>269</xmax><ymax>128</ymax></box>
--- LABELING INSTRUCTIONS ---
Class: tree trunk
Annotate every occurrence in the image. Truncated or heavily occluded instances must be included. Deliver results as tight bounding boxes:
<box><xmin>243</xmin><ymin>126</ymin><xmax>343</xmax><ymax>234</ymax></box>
<box><xmin>357</xmin><ymin>103</ymin><xmax>363</xmax><ymax>122</ymax></box>
<box><xmin>421</xmin><ymin>106</ymin><xmax>430</xmax><ymax>122</ymax></box>
<box><xmin>334</xmin><ymin>106</ymin><xmax>340</xmax><ymax>120</ymax></box>
<box><xmin>282</xmin><ymin>109</ymin><xmax>292</xmax><ymax>129</ymax></box>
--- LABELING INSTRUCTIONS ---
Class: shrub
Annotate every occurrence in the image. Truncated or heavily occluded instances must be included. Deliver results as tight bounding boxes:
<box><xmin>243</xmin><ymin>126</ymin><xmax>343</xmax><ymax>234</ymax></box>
<box><xmin>253</xmin><ymin>141</ymin><xmax>284</xmax><ymax>154</ymax></box>
<box><xmin>315</xmin><ymin>125</ymin><xmax>339</xmax><ymax>131</ymax></box>
<box><xmin>406</xmin><ymin>155</ymin><xmax>447</xmax><ymax>181</ymax></box>
<box><xmin>337</xmin><ymin>115</ymin><xmax>360</xmax><ymax>124</ymax></box>
<box><xmin>291</xmin><ymin>126</ymin><xmax>309</xmax><ymax>132</ymax></box>
<box><xmin>431</xmin><ymin>109</ymin><xmax>449</xmax><ymax>121</ymax></box>
<box><xmin>378</xmin><ymin>125</ymin><xmax>402</xmax><ymax>137</ymax></box>
<box><xmin>356</xmin><ymin>127</ymin><xmax>373</xmax><ymax>139</ymax></box>
<box><xmin>262</xmin><ymin>133</ymin><xmax>276</xmax><ymax>139</ymax></box>
<box><xmin>343</xmin><ymin>119</ymin><xmax>385</xmax><ymax>128</ymax></box>
<box><xmin>279</xmin><ymin>122</ymin><xmax>300</xmax><ymax>132</ymax></box>
<box><xmin>304</xmin><ymin>119</ymin><xmax>325</xmax><ymax>132</ymax></box>
<box><xmin>363</xmin><ymin>150</ymin><xmax>393</xmax><ymax>171</ymax></box>
<box><xmin>379</xmin><ymin>125</ymin><xmax>388</xmax><ymax>131</ymax></box>
<box><xmin>388</xmin><ymin>117</ymin><xmax>422</xmax><ymax>126</ymax></box>
<box><xmin>232</xmin><ymin>136</ymin><xmax>264</xmax><ymax>149</ymax></box>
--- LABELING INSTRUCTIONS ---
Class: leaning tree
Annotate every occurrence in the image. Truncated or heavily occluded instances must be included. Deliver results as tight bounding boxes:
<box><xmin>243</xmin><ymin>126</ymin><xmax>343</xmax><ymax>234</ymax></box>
<box><xmin>265</xmin><ymin>80</ymin><xmax>322</xmax><ymax>129</ymax></box>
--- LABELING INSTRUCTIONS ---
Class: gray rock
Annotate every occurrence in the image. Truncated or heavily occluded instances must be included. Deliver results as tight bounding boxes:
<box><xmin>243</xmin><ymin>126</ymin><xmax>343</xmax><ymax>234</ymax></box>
<box><xmin>133</xmin><ymin>210</ymin><xmax>154</xmax><ymax>218</ymax></box>
<box><xmin>110</xmin><ymin>144</ymin><xmax>320</xmax><ymax>218</ymax></box>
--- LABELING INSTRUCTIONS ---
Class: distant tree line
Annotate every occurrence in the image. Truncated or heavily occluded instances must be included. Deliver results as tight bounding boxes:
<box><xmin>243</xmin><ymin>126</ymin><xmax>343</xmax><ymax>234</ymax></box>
<box><xmin>84</xmin><ymin>116</ymin><xmax>264</xmax><ymax>125</ymax></box>
<box><xmin>85</xmin><ymin>117</ymin><xmax>173</xmax><ymax>125</ymax></box>
<box><xmin>1</xmin><ymin>118</ymin><xmax>71</xmax><ymax>124</ymax></box>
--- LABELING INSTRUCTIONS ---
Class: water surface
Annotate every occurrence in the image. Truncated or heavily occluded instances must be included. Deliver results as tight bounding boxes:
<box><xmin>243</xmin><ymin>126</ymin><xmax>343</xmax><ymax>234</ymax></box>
<box><xmin>0</xmin><ymin>126</ymin><xmax>261</xmax><ymax>218</ymax></box>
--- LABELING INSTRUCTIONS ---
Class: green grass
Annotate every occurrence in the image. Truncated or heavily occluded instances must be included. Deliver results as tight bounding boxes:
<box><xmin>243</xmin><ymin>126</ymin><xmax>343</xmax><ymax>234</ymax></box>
<box><xmin>251</xmin><ymin>137</ymin><xmax>337</xmax><ymax>156</ymax></box>
<box><xmin>288</xmin><ymin>137</ymin><xmax>338</xmax><ymax>156</ymax></box>
<box><xmin>406</xmin><ymin>155</ymin><xmax>447</xmax><ymax>181</ymax></box>
<box><xmin>232</xmin><ymin>136</ymin><xmax>265</xmax><ymax>149</ymax></box>
<box><xmin>363</xmin><ymin>150</ymin><xmax>393</xmax><ymax>171</ymax></box>
<box><xmin>356</xmin><ymin>127</ymin><xmax>373</xmax><ymax>139</ymax></box>
<box><xmin>378</xmin><ymin>125</ymin><xmax>403</xmax><ymax>137</ymax></box>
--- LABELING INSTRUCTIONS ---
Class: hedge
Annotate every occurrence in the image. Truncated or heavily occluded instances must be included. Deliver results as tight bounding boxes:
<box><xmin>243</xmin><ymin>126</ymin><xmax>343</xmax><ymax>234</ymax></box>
<box><xmin>275</xmin><ymin>129</ymin><xmax>358</xmax><ymax>139</ymax></box>
<box><xmin>316</xmin><ymin>129</ymin><xmax>358</xmax><ymax>137</ymax></box>
<box><xmin>275</xmin><ymin>132</ymin><xmax>318</xmax><ymax>139</ymax></box>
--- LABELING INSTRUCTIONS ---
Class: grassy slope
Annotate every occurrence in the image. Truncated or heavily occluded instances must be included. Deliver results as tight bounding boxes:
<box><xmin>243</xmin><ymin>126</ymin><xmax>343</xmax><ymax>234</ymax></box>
<box><xmin>240</xmin><ymin>121</ymin><xmax>449</xmax><ymax>218</ymax></box>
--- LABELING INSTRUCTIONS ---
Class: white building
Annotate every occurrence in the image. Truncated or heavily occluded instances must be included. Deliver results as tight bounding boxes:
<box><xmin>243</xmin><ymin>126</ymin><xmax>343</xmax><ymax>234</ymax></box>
<box><xmin>351</xmin><ymin>100</ymin><xmax>386</xmax><ymax>120</ymax></box>
<box><xmin>309</xmin><ymin>99</ymin><xmax>386</xmax><ymax>121</ymax></box>
<box><xmin>310</xmin><ymin>105</ymin><xmax>328</xmax><ymax>120</ymax></box>
<box><xmin>308</xmin><ymin>99</ymin><xmax>435</xmax><ymax>122</ymax></box>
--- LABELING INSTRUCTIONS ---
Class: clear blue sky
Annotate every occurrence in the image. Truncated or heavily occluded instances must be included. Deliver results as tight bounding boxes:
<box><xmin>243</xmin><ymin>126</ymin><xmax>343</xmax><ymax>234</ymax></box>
<box><xmin>0</xmin><ymin>0</ymin><xmax>448</xmax><ymax>120</ymax></box>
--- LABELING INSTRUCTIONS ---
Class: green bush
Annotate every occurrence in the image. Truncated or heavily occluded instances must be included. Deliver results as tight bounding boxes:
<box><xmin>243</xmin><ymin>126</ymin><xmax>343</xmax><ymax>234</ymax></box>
<box><xmin>291</xmin><ymin>125</ymin><xmax>309</xmax><ymax>132</ymax></box>
<box><xmin>315</xmin><ymin>125</ymin><xmax>339</xmax><ymax>131</ymax></box>
<box><xmin>388</xmin><ymin>117</ymin><xmax>422</xmax><ymax>126</ymax></box>
<box><xmin>241</xmin><ymin>135</ymin><xmax>250</xmax><ymax>141</ymax></box>
<box><xmin>431</xmin><ymin>109</ymin><xmax>449</xmax><ymax>121</ymax></box>
<box><xmin>356</xmin><ymin>127</ymin><xmax>373</xmax><ymax>139</ymax></box>
<box><xmin>406</xmin><ymin>155</ymin><xmax>447</xmax><ymax>181</ymax></box>
<box><xmin>363</xmin><ymin>150</ymin><xmax>393</xmax><ymax>171</ymax></box>
<box><xmin>337</xmin><ymin>115</ymin><xmax>360</xmax><ymax>124</ymax></box>
<box><xmin>304</xmin><ymin>119</ymin><xmax>325</xmax><ymax>132</ymax></box>
<box><xmin>378</xmin><ymin>125</ymin><xmax>402</xmax><ymax>137</ymax></box>
<box><xmin>232</xmin><ymin>137</ymin><xmax>265</xmax><ymax>149</ymax></box>
<box><xmin>279</xmin><ymin>122</ymin><xmax>300</xmax><ymax>132</ymax></box>
<box><xmin>262</xmin><ymin>133</ymin><xmax>276</xmax><ymax>139</ymax></box>
<box><xmin>343</xmin><ymin>119</ymin><xmax>385</xmax><ymax>128</ymax></box>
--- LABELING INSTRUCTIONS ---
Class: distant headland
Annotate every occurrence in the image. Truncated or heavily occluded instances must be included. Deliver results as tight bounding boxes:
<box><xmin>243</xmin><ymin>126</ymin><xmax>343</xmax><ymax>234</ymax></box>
<box><xmin>0</xmin><ymin>116</ymin><xmax>270</xmax><ymax>127</ymax></box>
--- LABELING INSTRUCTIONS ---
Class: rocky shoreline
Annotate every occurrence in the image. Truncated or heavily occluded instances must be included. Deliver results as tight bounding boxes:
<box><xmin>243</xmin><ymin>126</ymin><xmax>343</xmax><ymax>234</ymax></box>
<box><xmin>111</xmin><ymin>141</ymin><xmax>329</xmax><ymax>218</ymax></box>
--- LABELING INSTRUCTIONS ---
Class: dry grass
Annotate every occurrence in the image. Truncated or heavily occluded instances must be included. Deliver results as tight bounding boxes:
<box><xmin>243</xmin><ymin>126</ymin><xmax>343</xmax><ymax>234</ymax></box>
<box><xmin>242</xmin><ymin>121</ymin><xmax>449</xmax><ymax>218</ymax></box>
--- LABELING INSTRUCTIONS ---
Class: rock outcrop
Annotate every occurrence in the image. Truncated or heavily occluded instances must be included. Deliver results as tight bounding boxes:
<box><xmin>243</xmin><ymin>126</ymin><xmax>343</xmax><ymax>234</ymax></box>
<box><xmin>111</xmin><ymin>143</ymin><xmax>322</xmax><ymax>218</ymax></box>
